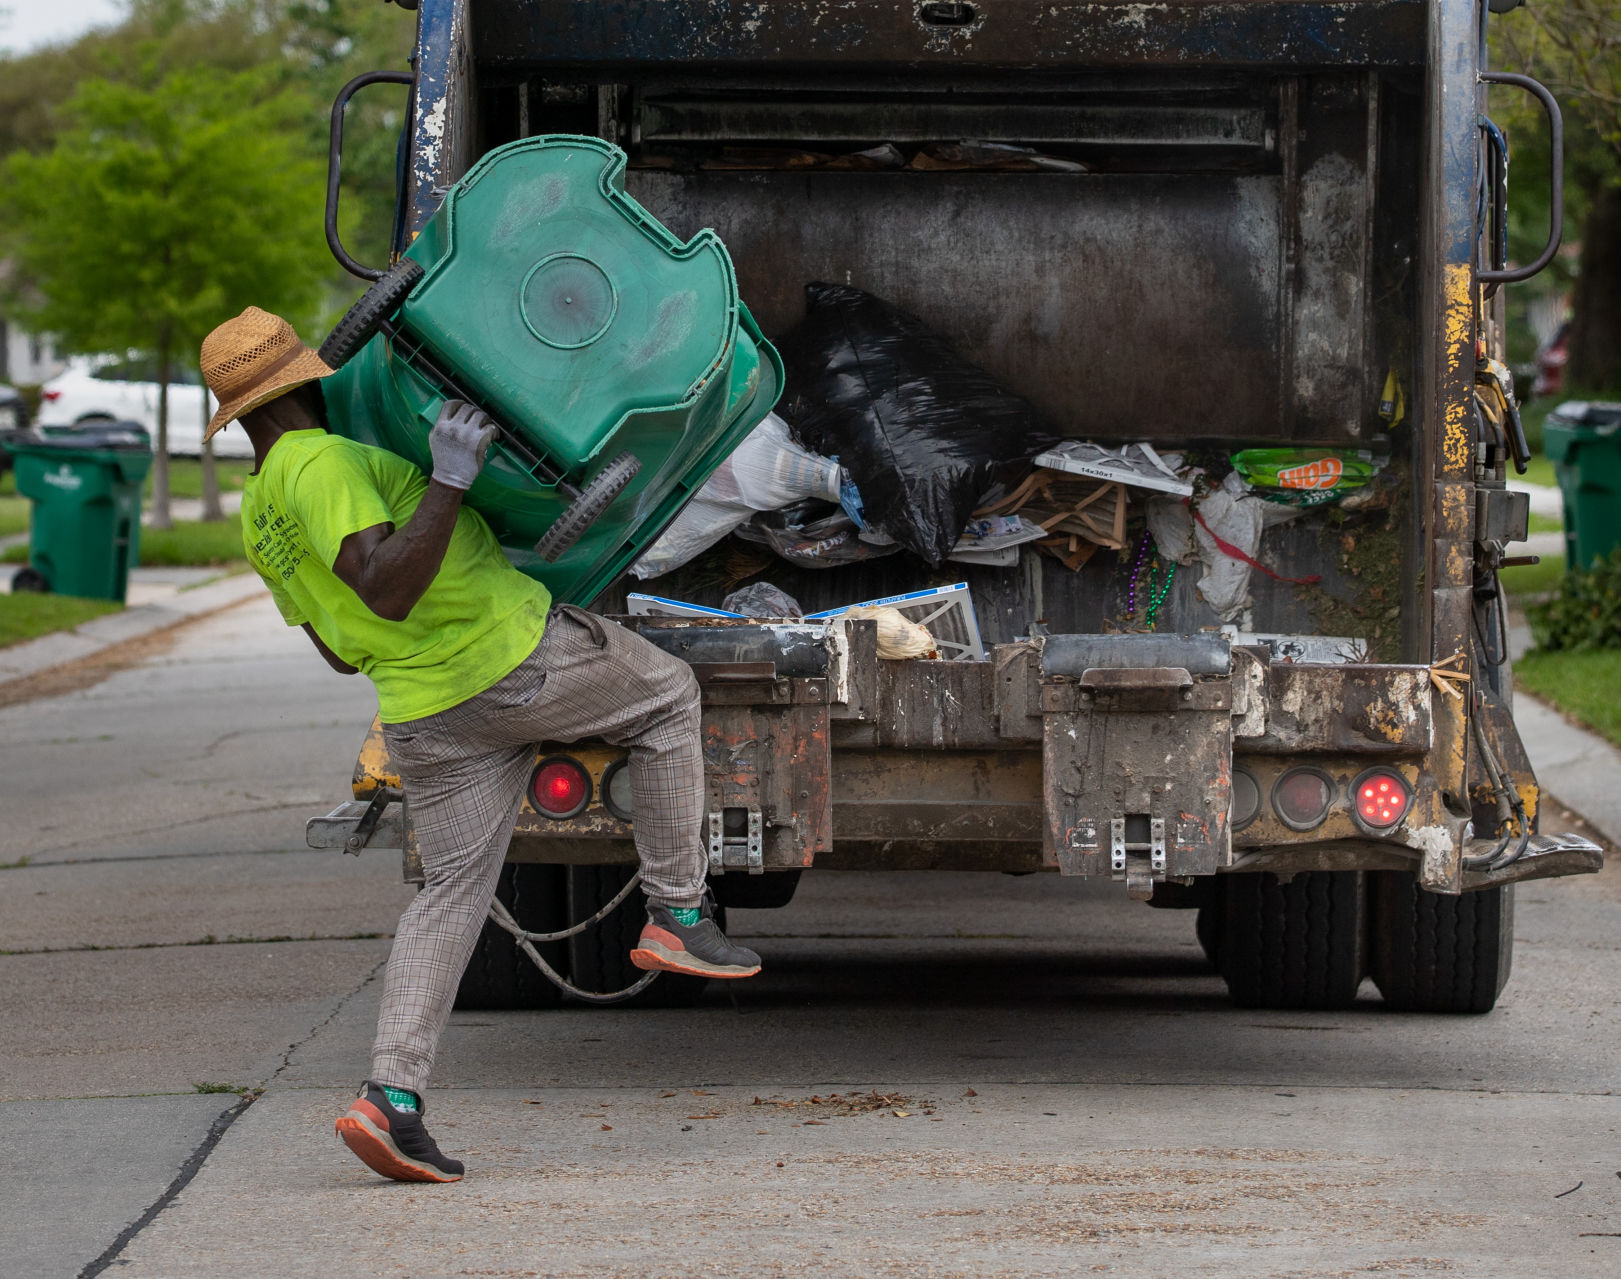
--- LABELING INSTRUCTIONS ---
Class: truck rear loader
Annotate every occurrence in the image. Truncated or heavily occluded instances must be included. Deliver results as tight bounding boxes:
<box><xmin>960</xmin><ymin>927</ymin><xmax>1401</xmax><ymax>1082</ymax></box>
<box><xmin>310</xmin><ymin>0</ymin><xmax>1602</xmax><ymax>1014</ymax></box>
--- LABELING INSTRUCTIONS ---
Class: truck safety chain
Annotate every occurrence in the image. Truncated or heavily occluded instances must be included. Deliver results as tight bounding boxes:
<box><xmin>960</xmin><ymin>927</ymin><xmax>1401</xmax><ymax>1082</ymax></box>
<box><xmin>484</xmin><ymin>870</ymin><xmax>660</xmax><ymax>1004</ymax></box>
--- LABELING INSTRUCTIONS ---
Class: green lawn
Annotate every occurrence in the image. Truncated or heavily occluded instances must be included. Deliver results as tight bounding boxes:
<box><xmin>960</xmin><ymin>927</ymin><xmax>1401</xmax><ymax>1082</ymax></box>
<box><xmin>2</xmin><ymin>513</ymin><xmax>243</xmax><ymax>568</ymax></box>
<box><xmin>0</xmin><ymin>592</ymin><xmax>121</xmax><ymax>648</ymax></box>
<box><xmin>1518</xmin><ymin>454</ymin><xmax>1557</xmax><ymax>490</ymax></box>
<box><xmin>1517</xmin><ymin>648</ymin><xmax>1621</xmax><ymax>748</ymax></box>
<box><xmin>148</xmin><ymin>459</ymin><xmax>253</xmax><ymax>500</ymax></box>
<box><xmin>1527</xmin><ymin>511</ymin><xmax>1562</xmax><ymax>535</ymax></box>
<box><xmin>0</xmin><ymin>470</ymin><xmax>25</xmax><ymax>538</ymax></box>
<box><xmin>1500</xmin><ymin>549</ymin><xmax>1565</xmax><ymax>598</ymax></box>
<box><xmin>137</xmin><ymin>513</ymin><xmax>245</xmax><ymax>567</ymax></box>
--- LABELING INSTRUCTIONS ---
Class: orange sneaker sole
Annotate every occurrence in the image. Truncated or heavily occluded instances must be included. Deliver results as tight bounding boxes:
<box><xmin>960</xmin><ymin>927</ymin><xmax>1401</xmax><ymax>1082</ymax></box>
<box><xmin>335</xmin><ymin>1113</ymin><xmax>462</xmax><ymax>1183</ymax></box>
<box><xmin>629</xmin><ymin>944</ymin><xmax>760</xmax><ymax>980</ymax></box>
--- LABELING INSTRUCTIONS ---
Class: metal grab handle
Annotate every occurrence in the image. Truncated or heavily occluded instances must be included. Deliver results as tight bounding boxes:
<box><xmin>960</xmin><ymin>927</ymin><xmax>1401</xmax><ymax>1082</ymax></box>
<box><xmin>327</xmin><ymin>70</ymin><xmax>415</xmax><ymax>282</ymax></box>
<box><xmin>1478</xmin><ymin>72</ymin><xmax>1563</xmax><ymax>284</ymax></box>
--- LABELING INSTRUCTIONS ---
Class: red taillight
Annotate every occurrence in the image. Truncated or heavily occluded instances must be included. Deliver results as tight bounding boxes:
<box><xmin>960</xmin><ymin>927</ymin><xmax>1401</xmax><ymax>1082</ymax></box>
<box><xmin>531</xmin><ymin>756</ymin><xmax>591</xmax><ymax>819</ymax></box>
<box><xmin>1354</xmin><ymin>770</ymin><xmax>1411</xmax><ymax>830</ymax></box>
<box><xmin>41</xmin><ymin>389</ymin><xmax>61</xmax><ymax>402</ymax></box>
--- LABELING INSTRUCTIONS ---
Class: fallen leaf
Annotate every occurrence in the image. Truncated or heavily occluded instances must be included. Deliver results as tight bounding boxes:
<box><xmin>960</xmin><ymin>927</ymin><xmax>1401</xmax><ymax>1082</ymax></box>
<box><xmin>581</xmin><ymin>1113</ymin><xmax>607</xmax><ymax>1118</ymax></box>
<box><xmin>963</xmin><ymin>1088</ymin><xmax>977</xmax><ymax>1098</ymax></box>
<box><xmin>803</xmin><ymin>1119</ymin><xmax>825</xmax><ymax>1126</ymax></box>
<box><xmin>892</xmin><ymin>1110</ymin><xmax>911</xmax><ymax>1118</ymax></box>
<box><xmin>691</xmin><ymin>1089</ymin><xmax>714</xmax><ymax>1096</ymax></box>
<box><xmin>681</xmin><ymin>1124</ymin><xmax>693</xmax><ymax>1132</ymax></box>
<box><xmin>686</xmin><ymin>1113</ymin><xmax>722</xmax><ymax>1120</ymax></box>
<box><xmin>776</xmin><ymin>1161</ymin><xmax>784</xmax><ymax>1168</ymax></box>
<box><xmin>600</xmin><ymin>1124</ymin><xmax>613</xmax><ymax>1131</ymax></box>
<box><xmin>659</xmin><ymin>1091</ymin><xmax>676</xmax><ymax>1099</ymax></box>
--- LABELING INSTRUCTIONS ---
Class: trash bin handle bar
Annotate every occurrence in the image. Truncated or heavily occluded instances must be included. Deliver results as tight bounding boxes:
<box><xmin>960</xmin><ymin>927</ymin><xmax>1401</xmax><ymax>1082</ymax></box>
<box><xmin>1477</xmin><ymin>72</ymin><xmax>1562</xmax><ymax>285</ymax></box>
<box><xmin>327</xmin><ymin>70</ymin><xmax>416</xmax><ymax>282</ymax></box>
<box><xmin>377</xmin><ymin>319</ymin><xmax>581</xmax><ymax>499</ymax></box>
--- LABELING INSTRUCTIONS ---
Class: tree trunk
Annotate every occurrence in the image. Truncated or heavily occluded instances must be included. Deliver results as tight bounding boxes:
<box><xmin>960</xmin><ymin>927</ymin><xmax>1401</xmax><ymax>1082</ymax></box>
<box><xmin>1566</xmin><ymin>183</ymin><xmax>1621</xmax><ymax>391</ymax></box>
<box><xmin>199</xmin><ymin>362</ymin><xmax>224</xmax><ymax>522</ymax></box>
<box><xmin>150</xmin><ymin>333</ymin><xmax>172</xmax><ymax>531</ymax></box>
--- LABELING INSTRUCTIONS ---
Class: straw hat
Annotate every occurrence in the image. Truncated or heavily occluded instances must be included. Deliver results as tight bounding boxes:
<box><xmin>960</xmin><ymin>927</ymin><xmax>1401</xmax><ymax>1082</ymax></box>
<box><xmin>200</xmin><ymin>307</ymin><xmax>335</xmax><ymax>441</ymax></box>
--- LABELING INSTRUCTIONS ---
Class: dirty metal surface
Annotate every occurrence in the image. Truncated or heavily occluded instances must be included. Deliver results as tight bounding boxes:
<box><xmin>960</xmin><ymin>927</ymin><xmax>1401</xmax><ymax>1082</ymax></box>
<box><xmin>1246</xmin><ymin>662</ymin><xmax>1432</xmax><ymax>755</ymax></box>
<box><xmin>704</xmin><ymin>703</ymin><xmax>833</xmax><ymax>869</ymax></box>
<box><xmin>1042</xmin><ymin>673</ymin><xmax>1233</xmax><ymax>884</ymax></box>
<box><xmin>631</xmin><ymin>171</ymin><xmax>1288</xmax><ymax>440</ymax></box>
<box><xmin>473</xmin><ymin>0</ymin><xmax>1426</xmax><ymax>72</ymax></box>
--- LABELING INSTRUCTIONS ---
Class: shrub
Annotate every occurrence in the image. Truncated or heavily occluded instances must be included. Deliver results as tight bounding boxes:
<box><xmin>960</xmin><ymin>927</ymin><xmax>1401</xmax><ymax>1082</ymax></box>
<box><xmin>1528</xmin><ymin>547</ymin><xmax>1621</xmax><ymax>651</ymax></box>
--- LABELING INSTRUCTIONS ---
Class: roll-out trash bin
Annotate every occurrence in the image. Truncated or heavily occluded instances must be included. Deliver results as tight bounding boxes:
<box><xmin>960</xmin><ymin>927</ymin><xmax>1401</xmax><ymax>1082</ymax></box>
<box><xmin>2</xmin><ymin>422</ymin><xmax>153</xmax><ymax>602</ymax></box>
<box><xmin>318</xmin><ymin>133</ymin><xmax>783</xmax><ymax>605</ymax></box>
<box><xmin>1543</xmin><ymin>401</ymin><xmax>1621</xmax><ymax>571</ymax></box>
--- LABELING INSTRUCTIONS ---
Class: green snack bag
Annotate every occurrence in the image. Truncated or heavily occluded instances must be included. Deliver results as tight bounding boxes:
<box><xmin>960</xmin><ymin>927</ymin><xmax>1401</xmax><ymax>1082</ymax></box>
<box><xmin>1231</xmin><ymin>447</ymin><xmax>1385</xmax><ymax>507</ymax></box>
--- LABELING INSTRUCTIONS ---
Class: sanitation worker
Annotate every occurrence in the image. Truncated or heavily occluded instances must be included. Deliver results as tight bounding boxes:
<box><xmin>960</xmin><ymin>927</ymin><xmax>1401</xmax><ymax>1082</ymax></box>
<box><xmin>200</xmin><ymin>306</ymin><xmax>760</xmax><ymax>1184</ymax></box>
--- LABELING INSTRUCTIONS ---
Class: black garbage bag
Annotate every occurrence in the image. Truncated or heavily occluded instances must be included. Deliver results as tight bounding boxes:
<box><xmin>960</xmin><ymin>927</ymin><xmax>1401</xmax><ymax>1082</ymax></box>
<box><xmin>776</xmin><ymin>283</ymin><xmax>1059</xmax><ymax>566</ymax></box>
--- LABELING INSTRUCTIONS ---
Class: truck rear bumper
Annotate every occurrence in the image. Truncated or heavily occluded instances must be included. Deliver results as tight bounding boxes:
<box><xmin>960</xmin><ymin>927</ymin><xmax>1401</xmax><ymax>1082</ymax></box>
<box><xmin>321</xmin><ymin>620</ymin><xmax>1601</xmax><ymax>896</ymax></box>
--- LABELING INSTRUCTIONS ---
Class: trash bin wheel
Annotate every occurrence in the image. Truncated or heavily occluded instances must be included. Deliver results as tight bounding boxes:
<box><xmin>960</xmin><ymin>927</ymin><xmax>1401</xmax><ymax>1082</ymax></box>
<box><xmin>318</xmin><ymin>258</ymin><xmax>426</xmax><ymax>369</ymax></box>
<box><xmin>534</xmin><ymin>451</ymin><xmax>641</xmax><ymax>563</ymax></box>
<box><xmin>10</xmin><ymin>566</ymin><xmax>48</xmax><ymax>593</ymax></box>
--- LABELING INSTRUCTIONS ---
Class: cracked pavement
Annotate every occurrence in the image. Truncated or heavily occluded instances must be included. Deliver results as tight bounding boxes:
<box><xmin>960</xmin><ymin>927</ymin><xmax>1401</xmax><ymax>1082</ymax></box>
<box><xmin>5</xmin><ymin>593</ymin><xmax>1621</xmax><ymax>1276</ymax></box>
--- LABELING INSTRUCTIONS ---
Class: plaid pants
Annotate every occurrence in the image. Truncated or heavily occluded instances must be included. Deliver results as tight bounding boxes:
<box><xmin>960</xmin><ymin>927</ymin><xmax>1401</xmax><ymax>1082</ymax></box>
<box><xmin>371</xmin><ymin>605</ymin><xmax>705</xmax><ymax>1093</ymax></box>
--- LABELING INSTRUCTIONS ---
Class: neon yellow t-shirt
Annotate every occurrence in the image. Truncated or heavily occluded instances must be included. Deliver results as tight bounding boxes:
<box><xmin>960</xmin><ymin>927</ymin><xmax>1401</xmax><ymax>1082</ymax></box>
<box><xmin>241</xmin><ymin>429</ymin><xmax>550</xmax><ymax>723</ymax></box>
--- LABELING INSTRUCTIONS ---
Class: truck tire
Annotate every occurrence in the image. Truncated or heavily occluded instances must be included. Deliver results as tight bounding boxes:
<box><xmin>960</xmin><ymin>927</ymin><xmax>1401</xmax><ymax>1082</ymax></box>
<box><xmin>710</xmin><ymin>869</ymin><xmax>802</xmax><ymax>911</ymax></box>
<box><xmin>319</xmin><ymin>258</ymin><xmax>425</xmax><ymax>369</ymax></box>
<box><xmin>566</xmin><ymin>864</ymin><xmax>714</xmax><ymax>1008</ymax></box>
<box><xmin>10</xmin><ymin>567</ymin><xmax>48</xmax><ymax>593</ymax></box>
<box><xmin>1194</xmin><ymin>899</ymin><xmax>1224</xmax><ymax>968</ymax></box>
<box><xmin>1368</xmin><ymin>873</ymin><xmax>1514</xmax><ymax>1014</ymax></box>
<box><xmin>1216</xmin><ymin>871</ymin><xmax>1366</xmax><ymax>1010</ymax></box>
<box><xmin>453</xmin><ymin>863</ymin><xmax>568</xmax><ymax>1010</ymax></box>
<box><xmin>534</xmin><ymin>452</ymin><xmax>641</xmax><ymax>562</ymax></box>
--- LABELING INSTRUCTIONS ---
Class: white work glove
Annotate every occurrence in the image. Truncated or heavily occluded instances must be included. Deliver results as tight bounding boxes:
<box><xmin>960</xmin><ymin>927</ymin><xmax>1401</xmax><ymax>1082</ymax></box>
<box><xmin>428</xmin><ymin>400</ymin><xmax>498</xmax><ymax>490</ymax></box>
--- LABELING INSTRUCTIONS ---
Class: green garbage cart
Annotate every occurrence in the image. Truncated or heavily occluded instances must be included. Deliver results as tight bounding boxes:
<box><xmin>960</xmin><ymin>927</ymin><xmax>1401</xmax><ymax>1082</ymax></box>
<box><xmin>1544</xmin><ymin>401</ymin><xmax>1621</xmax><ymax>571</ymax></box>
<box><xmin>317</xmin><ymin>134</ymin><xmax>782</xmax><ymax>607</ymax></box>
<box><xmin>2</xmin><ymin>423</ymin><xmax>153</xmax><ymax>602</ymax></box>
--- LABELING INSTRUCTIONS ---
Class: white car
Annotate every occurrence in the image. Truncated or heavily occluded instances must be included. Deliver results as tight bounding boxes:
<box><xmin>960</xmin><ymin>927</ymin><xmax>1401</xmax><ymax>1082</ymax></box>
<box><xmin>36</xmin><ymin>356</ymin><xmax>256</xmax><ymax>458</ymax></box>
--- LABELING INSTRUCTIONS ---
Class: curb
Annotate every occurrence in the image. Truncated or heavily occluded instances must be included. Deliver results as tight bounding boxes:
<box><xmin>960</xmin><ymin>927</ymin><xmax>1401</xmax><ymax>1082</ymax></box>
<box><xmin>0</xmin><ymin>572</ymin><xmax>267</xmax><ymax>691</ymax></box>
<box><xmin>1513</xmin><ymin>692</ymin><xmax>1621</xmax><ymax>850</ymax></box>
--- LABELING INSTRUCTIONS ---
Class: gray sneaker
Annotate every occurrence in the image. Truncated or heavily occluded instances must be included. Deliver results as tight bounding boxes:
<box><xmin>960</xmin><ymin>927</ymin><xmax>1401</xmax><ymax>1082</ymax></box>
<box><xmin>631</xmin><ymin>894</ymin><xmax>761</xmax><ymax>979</ymax></box>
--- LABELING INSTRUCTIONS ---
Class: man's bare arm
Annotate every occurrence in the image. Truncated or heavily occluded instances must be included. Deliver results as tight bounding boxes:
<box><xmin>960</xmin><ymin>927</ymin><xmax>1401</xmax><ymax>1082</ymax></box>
<box><xmin>302</xmin><ymin>623</ymin><xmax>360</xmax><ymax>674</ymax></box>
<box><xmin>330</xmin><ymin>481</ymin><xmax>465</xmax><ymax>622</ymax></box>
<box><xmin>328</xmin><ymin>400</ymin><xmax>497</xmax><ymax>623</ymax></box>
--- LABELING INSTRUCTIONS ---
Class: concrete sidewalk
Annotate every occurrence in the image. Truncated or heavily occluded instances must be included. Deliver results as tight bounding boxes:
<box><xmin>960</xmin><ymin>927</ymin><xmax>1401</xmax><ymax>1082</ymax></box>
<box><xmin>0</xmin><ymin>570</ymin><xmax>267</xmax><ymax>690</ymax></box>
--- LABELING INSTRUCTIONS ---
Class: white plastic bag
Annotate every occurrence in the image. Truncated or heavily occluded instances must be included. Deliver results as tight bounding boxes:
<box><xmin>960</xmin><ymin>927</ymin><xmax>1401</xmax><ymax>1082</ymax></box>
<box><xmin>631</xmin><ymin>413</ymin><xmax>843</xmax><ymax>579</ymax></box>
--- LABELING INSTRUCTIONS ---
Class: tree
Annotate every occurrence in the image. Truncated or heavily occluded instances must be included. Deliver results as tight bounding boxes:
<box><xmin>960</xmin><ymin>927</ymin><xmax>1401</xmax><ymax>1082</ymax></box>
<box><xmin>0</xmin><ymin>67</ymin><xmax>331</xmax><ymax>526</ymax></box>
<box><xmin>1493</xmin><ymin>0</ymin><xmax>1621</xmax><ymax>389</ymax></box>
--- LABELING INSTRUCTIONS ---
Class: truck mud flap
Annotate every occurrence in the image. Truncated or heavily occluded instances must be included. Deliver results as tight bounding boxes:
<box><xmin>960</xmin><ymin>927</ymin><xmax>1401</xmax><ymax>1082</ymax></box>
<box><xmin>1041</xmin><ymin>633</ymin><xmax>1232</xmax><ymax>898</ymax></box>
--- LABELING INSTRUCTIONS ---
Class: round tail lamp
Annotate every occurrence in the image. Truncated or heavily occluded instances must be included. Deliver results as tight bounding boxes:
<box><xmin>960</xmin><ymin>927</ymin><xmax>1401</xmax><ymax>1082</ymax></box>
<box><xmin>1231</xmin><ymin>767</ymin><xmax>1262</xmax><ymax>830</ymax></box>
<box><xmin>1271</xmin><ymin>768</ymin><xmax>1335</xmax><ymax>831</ymax></box>
<box><xmin>600</xmin><ymin>757</ymin><xmax>635</xmax><ymax>822</ymax></box>
<box><xmin>531</xmin><ymin>756</ymin><xmax>591</xmax><ymax>820</ymax></box>
<box><xmin>1353</xmin><ymin>769</ymin><xmax>1412</xmax><ymax>831</ymax></box>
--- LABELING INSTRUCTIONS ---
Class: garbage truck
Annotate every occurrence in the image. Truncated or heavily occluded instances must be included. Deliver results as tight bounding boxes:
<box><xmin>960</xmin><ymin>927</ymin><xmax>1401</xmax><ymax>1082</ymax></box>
<box><xmin>307</xmin><ymin>0</ymin><xmax>1602</xmax><ymax>1014</ymax></box>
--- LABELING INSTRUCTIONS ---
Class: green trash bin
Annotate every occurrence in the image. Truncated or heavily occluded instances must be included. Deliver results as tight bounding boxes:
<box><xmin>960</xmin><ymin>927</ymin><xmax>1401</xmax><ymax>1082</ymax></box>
<box><xmin>2</xmin><ymin>423</ymin><xmax>153</xmax><ymax>602</ymax></box>
<box><xmin>318</xmin><ymin>134</ymin><xmax>782</xmax><ymax>606</ymax></box>
<box><xmin>1544</xmin><ymin>401</ymin><xmax>1621</xmax><ymax>571</ymax></box>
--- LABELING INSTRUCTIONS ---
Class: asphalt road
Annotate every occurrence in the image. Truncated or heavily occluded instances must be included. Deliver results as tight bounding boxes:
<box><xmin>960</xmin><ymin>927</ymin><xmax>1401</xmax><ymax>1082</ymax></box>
<box><xmin>3</xmin><ymin>591</ymin><xmax>1620</xmax><ymax>1278</ymax></box>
